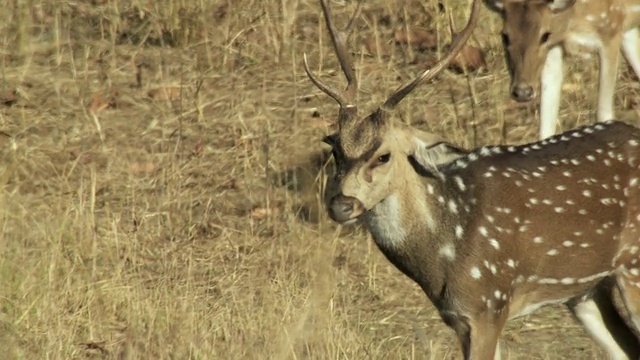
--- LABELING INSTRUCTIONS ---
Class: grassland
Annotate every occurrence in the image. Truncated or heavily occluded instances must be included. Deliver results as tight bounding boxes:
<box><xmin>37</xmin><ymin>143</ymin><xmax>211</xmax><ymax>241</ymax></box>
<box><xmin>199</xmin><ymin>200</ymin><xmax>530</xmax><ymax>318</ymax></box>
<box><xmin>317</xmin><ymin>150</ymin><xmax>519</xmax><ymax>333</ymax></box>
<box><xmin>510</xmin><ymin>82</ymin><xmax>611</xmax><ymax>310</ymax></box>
<box><xmin>0</xmin><ymin>0</ymin><xmax>639</xmax><ymax>359</ymax></box>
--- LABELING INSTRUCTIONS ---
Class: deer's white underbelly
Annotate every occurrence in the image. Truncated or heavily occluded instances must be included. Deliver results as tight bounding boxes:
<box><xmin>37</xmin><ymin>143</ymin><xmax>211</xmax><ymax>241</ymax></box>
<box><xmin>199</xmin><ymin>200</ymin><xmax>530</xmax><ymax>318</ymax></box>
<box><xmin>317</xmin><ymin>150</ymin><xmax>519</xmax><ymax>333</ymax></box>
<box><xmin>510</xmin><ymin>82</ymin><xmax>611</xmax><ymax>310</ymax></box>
<box><xmin>508</xmin><ymin>297</ymin><xmax>571</xmax><ymax>320</ymax></box>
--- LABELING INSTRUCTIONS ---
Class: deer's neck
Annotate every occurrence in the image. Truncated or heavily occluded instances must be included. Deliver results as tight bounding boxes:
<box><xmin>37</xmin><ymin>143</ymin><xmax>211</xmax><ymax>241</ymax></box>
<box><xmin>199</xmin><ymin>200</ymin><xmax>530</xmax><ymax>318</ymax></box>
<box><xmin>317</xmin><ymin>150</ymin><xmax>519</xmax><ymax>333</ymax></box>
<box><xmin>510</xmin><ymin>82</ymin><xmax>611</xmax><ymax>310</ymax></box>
<box><xmin>362</xmin><ymin>174</ymin><xmax>469</xmax><ymax>305</ymax></box>
<box><xmin>362</xmin><ymin>173</ymin><xmax>445</xmax><ymax>247</ymax></box>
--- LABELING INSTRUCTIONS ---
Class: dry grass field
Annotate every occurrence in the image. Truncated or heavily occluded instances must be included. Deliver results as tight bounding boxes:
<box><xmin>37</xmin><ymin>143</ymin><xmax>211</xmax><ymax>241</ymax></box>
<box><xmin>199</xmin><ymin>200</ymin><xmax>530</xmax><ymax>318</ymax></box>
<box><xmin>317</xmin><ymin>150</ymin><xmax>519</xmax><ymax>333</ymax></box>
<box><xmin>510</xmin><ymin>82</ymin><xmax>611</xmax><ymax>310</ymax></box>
<box><xmin>1</xmin><ymin>0</ymin><xmax>640</xmax><ymax>359</ymax></box>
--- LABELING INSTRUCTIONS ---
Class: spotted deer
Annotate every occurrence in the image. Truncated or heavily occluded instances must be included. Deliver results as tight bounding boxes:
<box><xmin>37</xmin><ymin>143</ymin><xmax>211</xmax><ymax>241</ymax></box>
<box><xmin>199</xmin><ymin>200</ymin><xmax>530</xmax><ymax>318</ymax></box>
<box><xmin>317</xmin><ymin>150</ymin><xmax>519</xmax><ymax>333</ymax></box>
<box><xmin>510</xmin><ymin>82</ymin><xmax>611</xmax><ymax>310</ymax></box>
<box><xmin>486</xmin><ymin>0</ymin><xmax>640</xmax><ymax>140</ymax></box>
<box><xmin>304</xmin><ymin>0</ymin><xmax>640</xmax><ymax>358</ymax></box>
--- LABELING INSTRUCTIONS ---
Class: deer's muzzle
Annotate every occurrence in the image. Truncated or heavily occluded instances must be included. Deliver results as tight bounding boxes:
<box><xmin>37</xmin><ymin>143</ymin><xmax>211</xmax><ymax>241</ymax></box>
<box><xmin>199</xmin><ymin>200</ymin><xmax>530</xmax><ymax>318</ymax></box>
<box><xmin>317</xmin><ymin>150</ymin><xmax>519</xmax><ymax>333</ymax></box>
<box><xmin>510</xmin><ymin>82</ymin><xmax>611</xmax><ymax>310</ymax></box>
<box><xmin>328</xmin><ymin>194</ymin><xmax>364</xmax><ymax>225</ymax></box>
<box><xmin>511</xmin><ymin>83</ymin><xmax>536</xmax><ymax>102</ymax></box>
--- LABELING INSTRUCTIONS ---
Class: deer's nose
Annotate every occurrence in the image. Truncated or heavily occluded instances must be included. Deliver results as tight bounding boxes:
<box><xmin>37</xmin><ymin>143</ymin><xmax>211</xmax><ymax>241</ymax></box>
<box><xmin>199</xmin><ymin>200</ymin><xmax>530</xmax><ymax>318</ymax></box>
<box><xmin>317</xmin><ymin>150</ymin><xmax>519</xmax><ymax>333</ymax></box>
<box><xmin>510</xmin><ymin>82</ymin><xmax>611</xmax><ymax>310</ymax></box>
<box><xmin>511</xmin><ymin>84</ymin><xmax>535</xmax><ymax>102</ymax></box>
<box><xmin>328</xmin><ymin>194</ymin><xmax>364</xmax><ymax>224</ymax></box>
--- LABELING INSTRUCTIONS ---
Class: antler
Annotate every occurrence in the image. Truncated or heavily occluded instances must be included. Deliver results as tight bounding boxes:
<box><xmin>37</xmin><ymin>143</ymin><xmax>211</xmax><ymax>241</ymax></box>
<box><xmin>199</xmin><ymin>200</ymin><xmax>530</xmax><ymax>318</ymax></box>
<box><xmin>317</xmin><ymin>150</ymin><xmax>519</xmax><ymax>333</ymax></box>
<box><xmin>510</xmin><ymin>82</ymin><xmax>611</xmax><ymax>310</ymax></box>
<box><xmin>382</xmin><ymin>0</ymin><xmax>481</xmax><ymax>110</ymax></box>
<box><xmin>303</xmin><ymin>0</ymin><xmax>362</xmax><ymax>111</ymax></box>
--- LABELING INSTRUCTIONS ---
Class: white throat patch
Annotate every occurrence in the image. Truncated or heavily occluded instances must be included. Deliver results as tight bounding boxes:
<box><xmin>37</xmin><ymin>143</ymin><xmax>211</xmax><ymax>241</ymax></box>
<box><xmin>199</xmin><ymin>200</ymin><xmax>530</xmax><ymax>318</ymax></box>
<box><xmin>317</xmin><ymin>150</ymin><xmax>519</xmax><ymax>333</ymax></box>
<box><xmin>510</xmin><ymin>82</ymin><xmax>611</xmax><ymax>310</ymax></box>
<box><xmin>363</xmin><ymin>194</ymin><xmax>407</xmax><ymax>248</ymax></box>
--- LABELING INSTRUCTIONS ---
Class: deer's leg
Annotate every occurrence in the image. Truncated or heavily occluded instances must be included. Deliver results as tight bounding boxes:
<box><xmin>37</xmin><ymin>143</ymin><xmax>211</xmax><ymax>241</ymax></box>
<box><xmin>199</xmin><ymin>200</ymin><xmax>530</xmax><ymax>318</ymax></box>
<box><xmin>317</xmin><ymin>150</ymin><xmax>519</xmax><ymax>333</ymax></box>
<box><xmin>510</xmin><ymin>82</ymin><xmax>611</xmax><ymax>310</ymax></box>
<box><xmin>539</xmin><ymin>46</ymin><xmax>564</xmax><ymax>140</ymax></box>
<box><xmin>617</xmin><ymin>272</ymin><xmax>640</xmax><ymax>334</ymax></box>
<box><xmin>458</xmin><ymin>313</ymin><xmax>506</xmax><ymax>360</ymax></box>
<box><xmin>597</xmin><ymin>36</ymin><xmax>622</xmax><ymax>122</ymax></box>
<box><xmin>568</xmin><ymin>282</ymin><xmax>640</xmax><ymax>360</ymax></box>
<box><xmin>621</xmin><ymin>28</ymin><xmax>640</xmax><ymax>80</ymax></box>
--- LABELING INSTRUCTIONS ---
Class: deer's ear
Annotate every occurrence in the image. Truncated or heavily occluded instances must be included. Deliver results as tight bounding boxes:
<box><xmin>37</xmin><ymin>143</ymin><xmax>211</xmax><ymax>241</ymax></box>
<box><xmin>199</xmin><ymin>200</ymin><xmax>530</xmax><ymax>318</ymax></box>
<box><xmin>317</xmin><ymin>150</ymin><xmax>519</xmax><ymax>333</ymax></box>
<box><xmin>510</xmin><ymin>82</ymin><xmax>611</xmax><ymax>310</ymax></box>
<box><xmin>409</xmin><ymin>137</ymin><xmax>467</xmax><ymax>172</ymax></box>
<box><xmin>547</xmin><ymin>0</ymin><xmax>576</xmax><ymax>13</ymax></box>
<box><xmin>484</xmin><ymin>0</ymin><xmax>504</xmax><ymax>12</ymax></box>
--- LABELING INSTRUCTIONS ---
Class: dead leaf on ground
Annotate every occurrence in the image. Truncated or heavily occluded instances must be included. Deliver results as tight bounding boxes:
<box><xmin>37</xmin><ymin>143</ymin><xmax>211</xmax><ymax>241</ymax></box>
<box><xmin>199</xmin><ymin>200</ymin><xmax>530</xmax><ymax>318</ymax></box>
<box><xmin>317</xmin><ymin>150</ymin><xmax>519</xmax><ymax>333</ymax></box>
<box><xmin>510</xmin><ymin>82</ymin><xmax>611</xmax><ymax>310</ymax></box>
<box><xmin>192</xmin><ymin>140</ymin><xmax>204</xmax><ymax>157</ymax></box>
<box><xmin>88</xmin><ymin>89</ymin><xmax>118</xmax><ymax>113</ymax></box>
<box><xmin>133</xmin><ymin>59</ymin><xmax>153</xmax><ymax>88</ymax></box>
<box><xmin>88</xmin><ymin>94</ymin><xmax>107</xmax><ymax>113</ymax></box>
<box><xmin>69</xmin><ymin>151</ymin><xmax>93</xmax><ymax>165</ymax></box>
<box><xmin>78</xmin><ymin>341</ymin><xmax>108</xmax><ymax>355</ymax></box>
<box><xmin>147</xmin><ymin>86</ymin><xmax>182</xmax><ymax>102</ymax></box>
<box><xmin>450</xmin><ymin>44</ymin><xmax>487</xmax><ymax>73</ymax></box>
<box><xmin>250</xmin><ymin>206</ymin><xmax>278</xmax><ymax>219</ymax></box>
<box><xmin>364</xmin><ymin>38</ymin><xmax>391</xmax><ymax>57</ymax></box>
<box><xmin>127</xmin><ymin>162</ymin><xmax>156</xmax><ymax>174</ymax></box>
<box><xmin>233</xmin><ymin>134</ymin><xmax>260</xmax><ymax>153</ymax></box>
<box><xmin>332</xmin><ymin>253</ymin><xmax>347</xmax><ymax>268</ymax></box>
<box><xmin>0</xmin><ymin>89</ymin><xmax>18</xmax><ymax>106</ymax></box>
<box><xmin>219</xmin><ymin>178</ymin><xmax>242</xmax><ymax>191</ymax></box>
<box><xmin>394</xmin><ymin>29</ymin><xmax>437</xmax><ymax>51</ymax></box>
<box><xmin>419</xmin><ymin>43</ymin><xmax>487</xmax><ymax>74</ymax></box>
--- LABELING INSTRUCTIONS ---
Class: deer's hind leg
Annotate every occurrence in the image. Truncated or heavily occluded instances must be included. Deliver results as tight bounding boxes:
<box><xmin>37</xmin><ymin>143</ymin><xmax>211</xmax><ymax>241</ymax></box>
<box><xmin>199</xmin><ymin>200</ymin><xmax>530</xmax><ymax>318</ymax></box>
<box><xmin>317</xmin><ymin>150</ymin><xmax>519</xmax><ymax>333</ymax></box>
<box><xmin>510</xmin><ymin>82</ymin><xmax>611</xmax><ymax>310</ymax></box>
<box><xmin>568</xmin><ymin>279</ymin><xmax>640</xmax><ymax>360</ymax></box>
<box><xmin>617</xmin><ymin>269</ymin><xmax>640</xmax><ymax>334</ymax></box>
<box><xmin>621</xmin><ymin>28</ymin><xmax>640</xmax><ymax>80</ymax></box>
<box><xmin>613</xmin><ymin>240</ymin><xmax>640</xmax><ymax>336</ymax></box>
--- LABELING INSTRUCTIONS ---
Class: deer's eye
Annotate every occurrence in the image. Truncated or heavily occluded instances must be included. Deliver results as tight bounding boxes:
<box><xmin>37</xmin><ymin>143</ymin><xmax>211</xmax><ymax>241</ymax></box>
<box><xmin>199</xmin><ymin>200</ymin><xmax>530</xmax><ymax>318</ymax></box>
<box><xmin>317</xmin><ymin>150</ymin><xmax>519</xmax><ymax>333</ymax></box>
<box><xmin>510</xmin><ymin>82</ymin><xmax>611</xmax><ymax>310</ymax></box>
<box><xmin>501</xmin><ymin>33</ymin><xmax>510</xmax><ymax>47</ymax></box>
<box><xmin>540</xmin><ymin>32</ymin><xmax>551</xmax><ymax>44</ymax></box>
<box><xmin>378</xmin><ymin>153</ymin><xmax>391</xmax><ymax>164</ymax></box>
<box><xmin>370</xmin><ymin>153</ymin><xmax>391</xmax><ymax>171</ymax></box>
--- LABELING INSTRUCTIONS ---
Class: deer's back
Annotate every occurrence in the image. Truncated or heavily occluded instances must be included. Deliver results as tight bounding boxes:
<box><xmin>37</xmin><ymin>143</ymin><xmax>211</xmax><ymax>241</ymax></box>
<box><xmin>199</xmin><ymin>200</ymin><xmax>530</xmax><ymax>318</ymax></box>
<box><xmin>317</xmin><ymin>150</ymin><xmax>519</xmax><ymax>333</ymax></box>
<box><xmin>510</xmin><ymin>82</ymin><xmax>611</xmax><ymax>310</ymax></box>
<box><xmin>440</xmin><ymin>121</ymin><xmax>640</xmax><ymax>309</ymax></box>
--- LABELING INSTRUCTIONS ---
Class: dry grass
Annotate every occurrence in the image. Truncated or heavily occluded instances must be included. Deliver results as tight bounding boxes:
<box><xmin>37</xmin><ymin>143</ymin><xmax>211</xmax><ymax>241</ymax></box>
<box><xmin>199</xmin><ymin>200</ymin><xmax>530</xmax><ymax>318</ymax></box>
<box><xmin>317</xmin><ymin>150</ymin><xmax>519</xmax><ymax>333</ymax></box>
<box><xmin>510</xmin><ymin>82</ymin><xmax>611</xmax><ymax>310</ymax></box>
<box><xmin>0</xmin><ymin>0</ymin><xmax>639</xmax><ymax>359</ymax></box>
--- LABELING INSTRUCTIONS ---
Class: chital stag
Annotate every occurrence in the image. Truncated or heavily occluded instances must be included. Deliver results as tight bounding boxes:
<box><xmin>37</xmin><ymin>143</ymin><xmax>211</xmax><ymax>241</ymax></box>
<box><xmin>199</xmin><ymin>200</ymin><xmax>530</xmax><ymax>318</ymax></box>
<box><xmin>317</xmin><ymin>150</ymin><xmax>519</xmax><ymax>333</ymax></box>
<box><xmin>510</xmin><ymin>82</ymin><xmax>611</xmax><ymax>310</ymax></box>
<box><xmin>304</xmin><ymin>0</ymin><xmax>640</xmax><ymax>358</ymax></box>
<box><xmin>486</xmin><ymin>0</ymin><xmax>640</xmax><ymax>140</ymax></box>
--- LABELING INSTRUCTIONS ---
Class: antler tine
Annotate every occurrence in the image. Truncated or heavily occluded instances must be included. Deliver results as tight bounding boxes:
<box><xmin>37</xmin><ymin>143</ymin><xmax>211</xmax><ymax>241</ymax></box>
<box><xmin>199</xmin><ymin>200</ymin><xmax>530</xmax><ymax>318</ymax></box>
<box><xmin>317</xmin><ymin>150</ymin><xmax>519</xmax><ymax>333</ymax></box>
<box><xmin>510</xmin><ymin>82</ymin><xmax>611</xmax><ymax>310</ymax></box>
<box><xmin>303</xmin><ymin>0</ymin><xmax>361</xmax><ymax>109</ymax></box>
<box><xmin>382</xmin><ymin>0</ymin><xmax>481</xmax><ymax>110</ymax></box>
<box><xmin>303</xmin><ymin>54</ymin><xmax>350</xmax><ymax>108</ymax></box>
<box><xmin>320</xmin><ymin>0</ymin><xmax>361</xmax><ymax>106</ymax></box>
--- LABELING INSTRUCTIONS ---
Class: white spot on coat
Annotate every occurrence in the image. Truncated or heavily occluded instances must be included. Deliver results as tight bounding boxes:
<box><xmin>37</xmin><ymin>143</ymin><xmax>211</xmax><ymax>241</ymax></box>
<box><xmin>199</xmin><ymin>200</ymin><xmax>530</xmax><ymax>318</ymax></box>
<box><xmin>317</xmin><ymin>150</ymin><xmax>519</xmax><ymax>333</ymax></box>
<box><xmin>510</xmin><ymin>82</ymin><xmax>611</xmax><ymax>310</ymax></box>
<box><xmin>439</xmin><ymin>243</ymin><xmax>456</xmax><ymax>260</ymax></box>
<box><xmin>471</xmin><ymin>267</ymin><xmax>482</xmax><ymax>279</ymax></box>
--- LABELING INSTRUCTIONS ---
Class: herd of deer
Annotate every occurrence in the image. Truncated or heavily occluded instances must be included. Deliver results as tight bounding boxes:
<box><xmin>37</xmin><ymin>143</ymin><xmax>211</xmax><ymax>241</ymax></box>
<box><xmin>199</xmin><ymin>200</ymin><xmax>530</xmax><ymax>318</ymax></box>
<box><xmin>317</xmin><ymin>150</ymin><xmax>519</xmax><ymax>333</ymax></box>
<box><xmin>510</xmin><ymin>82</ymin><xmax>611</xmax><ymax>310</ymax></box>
<box><xmin>302</xmin><ymin>0</ymin><xmax>640</xmax><ymax>359</ymax></box>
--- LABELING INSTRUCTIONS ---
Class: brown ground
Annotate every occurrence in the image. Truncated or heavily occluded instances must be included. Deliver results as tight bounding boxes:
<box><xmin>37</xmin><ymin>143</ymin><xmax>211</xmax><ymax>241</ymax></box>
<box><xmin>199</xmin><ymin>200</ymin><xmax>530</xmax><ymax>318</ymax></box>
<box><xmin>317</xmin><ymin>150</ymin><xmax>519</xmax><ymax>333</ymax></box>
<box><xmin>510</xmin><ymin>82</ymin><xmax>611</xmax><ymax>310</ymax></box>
<box><xmin>1</xmin><ymin>0</ymin><xmax>639</xmax><ymax>359</ymax></box>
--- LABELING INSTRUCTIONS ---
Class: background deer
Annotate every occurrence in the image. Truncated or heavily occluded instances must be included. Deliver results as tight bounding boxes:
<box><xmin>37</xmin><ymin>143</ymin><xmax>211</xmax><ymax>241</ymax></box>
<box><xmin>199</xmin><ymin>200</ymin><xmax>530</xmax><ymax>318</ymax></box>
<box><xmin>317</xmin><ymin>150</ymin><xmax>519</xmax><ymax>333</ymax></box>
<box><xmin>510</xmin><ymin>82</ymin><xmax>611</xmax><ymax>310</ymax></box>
<box><xmin>486</xmin><ymin>0</ymin><xmax>640</xmax><ymax>140</ymax></box>
<box><xmin>305</xmin><ymin>0</ymin><xmax>640</xmax><ymax>358</ymax></box>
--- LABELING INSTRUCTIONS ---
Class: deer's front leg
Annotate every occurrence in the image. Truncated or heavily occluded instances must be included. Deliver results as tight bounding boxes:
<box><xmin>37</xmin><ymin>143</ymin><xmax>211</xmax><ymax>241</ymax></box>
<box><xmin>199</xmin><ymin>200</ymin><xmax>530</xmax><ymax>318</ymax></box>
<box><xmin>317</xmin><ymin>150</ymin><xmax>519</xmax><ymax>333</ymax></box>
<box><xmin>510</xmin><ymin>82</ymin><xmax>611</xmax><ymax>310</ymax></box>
<box><xmin>597</xmin><ymin>36</ymin><xmax>622</xmax><ymax>122</ymax></box>
<box><xmin>539</xmin><ymin>46</ymin><xmax>564</xmax><ymax>140</ymax></box>
<box><xmin>621</xmin><ymin>28</ymin><xmax>640</xmax><ymax>80</ymax></box>
<box><xmin>457</xmin><ymin>312</ymin><xmax>506</xmax><ymax>360</ymax></box>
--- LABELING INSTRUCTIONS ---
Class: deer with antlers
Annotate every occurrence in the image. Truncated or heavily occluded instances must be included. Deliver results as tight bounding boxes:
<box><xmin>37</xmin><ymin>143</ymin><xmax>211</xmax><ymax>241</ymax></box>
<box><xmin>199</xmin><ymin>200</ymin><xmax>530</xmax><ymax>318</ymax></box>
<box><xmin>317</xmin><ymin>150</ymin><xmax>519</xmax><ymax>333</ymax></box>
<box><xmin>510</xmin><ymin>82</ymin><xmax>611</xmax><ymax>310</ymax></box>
<box><xmin>486</xmin><ymin>0</ymin><xmax>640</xmax><ymax>140</ymax></box>
<box><xmin>304</xmin><ymin>0</ymin><xmax>640</xmax><ymax>358</ymax></box>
